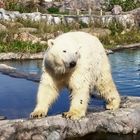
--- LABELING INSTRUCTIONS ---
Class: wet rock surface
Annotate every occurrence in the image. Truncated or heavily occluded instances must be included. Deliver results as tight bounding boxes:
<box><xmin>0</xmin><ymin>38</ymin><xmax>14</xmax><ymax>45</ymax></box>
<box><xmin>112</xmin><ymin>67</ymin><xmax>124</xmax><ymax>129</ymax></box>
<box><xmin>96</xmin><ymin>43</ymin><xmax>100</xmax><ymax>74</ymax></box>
<box><xmin>0</xmin><ymin>96</ymin><xmax>140</xmax><ymax>139</ymax></box>
<box><xmin>0</xmin><ymin>52</ymin><xmax>44</xmax><ymax>60</ymax></box>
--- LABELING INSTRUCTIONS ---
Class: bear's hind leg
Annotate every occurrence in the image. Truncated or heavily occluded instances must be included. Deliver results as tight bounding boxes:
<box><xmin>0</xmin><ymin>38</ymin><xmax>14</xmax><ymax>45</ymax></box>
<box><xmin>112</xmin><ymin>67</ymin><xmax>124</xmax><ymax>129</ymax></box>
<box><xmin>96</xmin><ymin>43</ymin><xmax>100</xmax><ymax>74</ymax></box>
<box><xmin>96</xmin><ymin>73</ymin><xmax>120</xmax><ymax>110</ymax></box>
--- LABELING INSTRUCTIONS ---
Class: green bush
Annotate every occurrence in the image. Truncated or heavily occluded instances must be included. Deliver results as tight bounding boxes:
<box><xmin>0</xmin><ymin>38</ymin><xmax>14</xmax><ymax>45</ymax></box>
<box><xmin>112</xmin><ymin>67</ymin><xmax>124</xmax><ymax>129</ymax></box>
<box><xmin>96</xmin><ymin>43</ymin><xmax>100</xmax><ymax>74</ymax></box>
<box><xmin>5</xmin><ymin>0</ymin><xmax>42</xmax><ymax>13</ymax></box>
<box><xmin>47</xmin><ymin>7</ymin><xmax>59</xmax><ymax>14</ymax></box>
<box><xmin>0</xmin><ymin>40</ymin><xmax>48</xmax><ymax>53</ymax></box>
<box><xmin>106</xmin><ymin>0</ymin><xmax>140</xmax><ymax>11</ymax></box>
<box><xmin>100</xmin><ymin>28</ymin><xmax>140</xmax><ymax>48</ymax></box>
<box><xmin>108</xmin><ymin>20</ymin><xmax>124</xmax><ymax>35</ymax></box>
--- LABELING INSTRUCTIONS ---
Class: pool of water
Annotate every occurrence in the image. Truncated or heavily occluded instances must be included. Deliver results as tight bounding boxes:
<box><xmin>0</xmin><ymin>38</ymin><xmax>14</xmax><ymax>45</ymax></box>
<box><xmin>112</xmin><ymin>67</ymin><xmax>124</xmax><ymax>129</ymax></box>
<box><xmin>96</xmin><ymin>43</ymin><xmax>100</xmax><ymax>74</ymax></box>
<box><xmin>0</xmin><ymin>50</ymin><xmax>140</xmax><ymax>119</ymax></box>
<box><xmin>109</xmin><ymin>50</ymin><xmax>140</xmax><ymax>96</ymax></box>
<box><xmin>67</xmin><ymin>132</ymin><xmax>140</xmax><ymax>140</ymax></box>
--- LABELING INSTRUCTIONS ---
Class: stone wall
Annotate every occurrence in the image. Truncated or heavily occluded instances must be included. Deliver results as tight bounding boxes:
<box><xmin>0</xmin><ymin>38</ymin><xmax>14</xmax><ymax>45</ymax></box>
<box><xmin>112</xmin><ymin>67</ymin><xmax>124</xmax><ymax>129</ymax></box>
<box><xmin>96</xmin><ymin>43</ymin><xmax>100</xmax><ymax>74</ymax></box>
<box><xmin>0</xmin><ymin>8</ymin><xmax>139</xmax><ymax>27</ymax></box>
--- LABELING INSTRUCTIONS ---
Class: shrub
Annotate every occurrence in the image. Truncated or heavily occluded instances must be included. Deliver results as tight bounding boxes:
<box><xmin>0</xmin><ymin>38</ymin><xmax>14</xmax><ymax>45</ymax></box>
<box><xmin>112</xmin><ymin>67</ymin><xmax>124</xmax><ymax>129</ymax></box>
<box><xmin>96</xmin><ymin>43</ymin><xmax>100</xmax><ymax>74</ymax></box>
<box><xmin>105</xmin><ymin>0</ymin><xmax>140</xmax><ymax>11</ymax></box>
<box><xmin>0</xmin><ymin>40</ymin><xmax>48</xmax><ymax>53</ymax></box>
<box><xmin>108</xmin><ymin>20</ymin><xmax>124</xmax><ymax>35</ymax></box>
<box><xmin>47</xmin><ymin>7</ymin><xmax>60</xmax><ymax>14</ymax></box>
<box><xmin>100</xmin><ymin>28</ymin><xmax>140</xmax><ymax>48</ymax></box>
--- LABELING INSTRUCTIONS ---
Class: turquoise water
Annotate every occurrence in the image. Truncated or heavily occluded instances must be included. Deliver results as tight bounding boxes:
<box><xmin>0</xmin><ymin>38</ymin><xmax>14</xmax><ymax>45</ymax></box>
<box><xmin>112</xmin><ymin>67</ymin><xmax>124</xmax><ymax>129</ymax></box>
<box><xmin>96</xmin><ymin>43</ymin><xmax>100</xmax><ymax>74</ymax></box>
<box><xmin>0</xmin><ymin>50</ymin><xmax>139</xmax><ymax>119</ymax></box>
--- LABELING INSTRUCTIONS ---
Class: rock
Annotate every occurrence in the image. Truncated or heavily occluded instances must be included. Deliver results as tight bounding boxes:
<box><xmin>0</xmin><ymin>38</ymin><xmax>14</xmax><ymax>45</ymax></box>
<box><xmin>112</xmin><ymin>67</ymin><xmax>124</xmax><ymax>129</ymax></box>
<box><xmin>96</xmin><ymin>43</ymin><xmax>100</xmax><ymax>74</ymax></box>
<box><xmin>0</xmin><ymin>63</ymin><xmax>40</xmax><ymax>82</ymax></box>
<box><xmin>92</xmin><ymin>28</ymin><xmax>111</xmax><ymax>37</ymax></box>
<box><xmin>0</xmin><ymin>23</ymin><xmax>7</xmax><ymax>32</ymax></box>
<box><xmin>0</xmin><ymin>7</ymin><xmax>139</xmax><ymax>28</ymax></box>
<box><xmin>0</xmin><ymin>0</ymin><xmax>5</xmax><ymax>8</ymax></box>
<box><xmin>47</xmin><ymin>131</ymin><xmax>61</xmax><ymax>140</ymax></box>
<box><xmin>47</xmin><ymin>14</ymin><xmax>55</xmax><ymax>24</ymax></box>
<box><xmin>40</xmin><ymin>40</ymin><xmax>47</xmax><ymax>45</ymax></box>
<box><xmin>44</xmin><ymin>0</ymin><xmax>53</xmax><ymax>2</ymax></box>
<box><xmin>0</xmin><ymin>116</ymin><xmax>6</xmax><ymax>120</ymax></box>
<box><xmin>14</xmin><ymin>32</ymin><xmax>41</xmax><ymax>43</ymax></box>
<box><xmin>81</xmin><ymin>28</ymin><xmax>111</xmax><ymax>37</ymax></box>
<box><xmin>0</xmin><ymin>52</ymin><xmax>44</xmax><ymax>60</ymax></box>
<box><xmin>111</xmin><ymin>5</ymin><xmax>123</xmax><ymax>15</ymax></box>
<box><xmin>79</xmin><ymin>16</ymin><xmax>90</xmax><ymax>24</ymax></box>
<box><xmin>0</xmin><ymin>8</ymin><xmax>5</xmax><ymax>14</ymax></box>
<box><xmin>0</xmin><ymin>53</ymin><xmax>22</xmax><ymax>60</ymax></box>
<box><xmin>0</xmin><ymin>64</ymin><xmax>16</xmax><ymax>70</ymax></box>
<box><xmin>4</xmin><ymin>21</ymin><xmax>23</xmax><ymax>28</ymax></box>
<box><xmin>0</xmin><ymin>96</ymin><xmax>140</xmax><ymax>139</ymax></box>
<box><xmin>18</xmin><ymin>27</ymin><xmax>38</xmax><ymax>33</ymax></box>
<box><xmin>105</xmin><ymin>49</ymin><xmax>114</xmax><ymax>54</ymax></box>
<box><xmin>54</xmin><ymin>16</ymin><xmax>61</xmax><ymax>24</ymax></box>
<box><xmin>112</xmin><ymin>43</ymin><xmax>140</xmax><ymax>51</ymax></box>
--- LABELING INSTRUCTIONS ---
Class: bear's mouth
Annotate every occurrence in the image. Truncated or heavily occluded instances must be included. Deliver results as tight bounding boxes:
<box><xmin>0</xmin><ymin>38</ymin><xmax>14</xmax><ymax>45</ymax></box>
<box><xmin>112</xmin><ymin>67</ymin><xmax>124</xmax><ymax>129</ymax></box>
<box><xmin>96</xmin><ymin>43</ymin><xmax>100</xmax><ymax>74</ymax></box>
<box><xmin>54</xmin><ymin>66</ymin><xmax>66</xmax><ymax>74</ymax></box>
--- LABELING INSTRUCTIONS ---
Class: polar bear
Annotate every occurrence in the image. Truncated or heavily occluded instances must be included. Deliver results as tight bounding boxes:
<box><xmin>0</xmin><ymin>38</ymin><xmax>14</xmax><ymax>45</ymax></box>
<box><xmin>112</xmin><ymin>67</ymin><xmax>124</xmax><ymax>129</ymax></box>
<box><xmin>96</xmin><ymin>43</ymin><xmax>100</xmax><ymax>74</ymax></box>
<box><xmin>30</xmin><ymin>32</ymin><xmax>120</xmax><ymax>120</ymax></box>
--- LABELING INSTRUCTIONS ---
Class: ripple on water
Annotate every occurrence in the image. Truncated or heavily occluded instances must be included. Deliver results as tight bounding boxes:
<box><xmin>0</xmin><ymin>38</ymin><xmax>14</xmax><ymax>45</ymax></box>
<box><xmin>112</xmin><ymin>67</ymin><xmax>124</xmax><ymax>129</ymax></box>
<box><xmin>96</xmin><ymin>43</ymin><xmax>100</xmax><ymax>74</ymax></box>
<box><xmin>109</xmin><ymin>50</ymin><xmax>140</xmax><ymax>96</ymax></box>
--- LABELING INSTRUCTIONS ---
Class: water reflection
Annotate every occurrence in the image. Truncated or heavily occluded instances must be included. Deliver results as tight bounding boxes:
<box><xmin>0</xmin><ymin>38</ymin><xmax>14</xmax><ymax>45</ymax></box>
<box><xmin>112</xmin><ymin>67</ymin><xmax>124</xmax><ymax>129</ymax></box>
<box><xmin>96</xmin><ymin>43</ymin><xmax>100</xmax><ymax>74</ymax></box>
<box><xmin>67</xmin><ymin>132</ymin><xmax>140</xmax><ymax>140</ymax></box>
<box><xmin>3</xmin><ymin>60</ymin><xmax>42</xmax><ymax>75</ymax></box>
<box><xmin>0</xmin><ymin>74</ymin><xmax>37</xmax><ymax>119</ymax></box>
<box><xmin>109</xmin><ymin>50</ymin><xmax>140</xmax><ymax>96</ymax></box>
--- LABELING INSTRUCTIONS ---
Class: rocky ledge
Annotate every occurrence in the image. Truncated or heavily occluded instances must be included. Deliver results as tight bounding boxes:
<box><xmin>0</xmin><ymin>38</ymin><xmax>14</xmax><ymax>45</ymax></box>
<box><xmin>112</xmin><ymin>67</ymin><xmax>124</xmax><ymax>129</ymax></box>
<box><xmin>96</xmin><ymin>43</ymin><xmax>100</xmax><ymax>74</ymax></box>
<box><xmin>0</xmin><ymin>7</ymin><xmax>139</xmax><ymax>27</ymax></box>
<box><xmin>0</xmin><ymin>43</ymin><xmax>140</xmax><ymax>61</ymax></box>
<box><xmin>0</xmin><ymin>96</ymin><xmax>140</xmax><ymax>139</ymax></box>
<box><xmin>0</xmin><ymin>52</ymin><xmax>44</xmax><ymax>61</ymax></box>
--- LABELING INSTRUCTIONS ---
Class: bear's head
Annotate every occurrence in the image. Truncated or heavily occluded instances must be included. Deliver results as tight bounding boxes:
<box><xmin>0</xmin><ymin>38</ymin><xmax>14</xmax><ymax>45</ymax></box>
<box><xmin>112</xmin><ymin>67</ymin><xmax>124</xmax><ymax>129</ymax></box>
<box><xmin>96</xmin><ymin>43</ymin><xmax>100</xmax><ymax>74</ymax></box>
<box><xmin>44</xmin><ymin>37</ymin><xmax>80</xmax><ymax>74</ymax></box>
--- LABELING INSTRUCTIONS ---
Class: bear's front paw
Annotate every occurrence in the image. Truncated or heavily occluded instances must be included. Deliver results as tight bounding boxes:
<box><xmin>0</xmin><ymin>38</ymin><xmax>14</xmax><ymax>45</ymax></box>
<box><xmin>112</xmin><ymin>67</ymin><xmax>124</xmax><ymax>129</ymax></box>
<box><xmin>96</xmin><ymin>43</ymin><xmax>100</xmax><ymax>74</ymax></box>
<box><xmin>106</xmin><ymin>99</ymin><xmax>120</xmax><ymax>110</ymax></box>
<box><xmin>62</xmin><ymin>110</ymin><xmax>84</xmax><ymax>120</ymax></box>
<box><xmin>30</xmin><ymin>110</ymin><xmax>47</xmax><ymax>119</ymax></box>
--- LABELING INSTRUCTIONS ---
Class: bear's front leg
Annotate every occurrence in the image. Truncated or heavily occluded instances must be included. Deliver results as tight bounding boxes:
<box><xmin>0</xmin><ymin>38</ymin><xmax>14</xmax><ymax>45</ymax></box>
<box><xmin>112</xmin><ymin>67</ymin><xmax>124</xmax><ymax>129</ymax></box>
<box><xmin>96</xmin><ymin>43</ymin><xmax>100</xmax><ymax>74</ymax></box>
<box><xmin>30</xmin><ymin>72</ymin><xmax>59</xmax><ymax>119</ymax></box>
<box><xmin>63</xmin><ymin>87</ymin><xmax>89</xmax><ymax>120</ymax></box>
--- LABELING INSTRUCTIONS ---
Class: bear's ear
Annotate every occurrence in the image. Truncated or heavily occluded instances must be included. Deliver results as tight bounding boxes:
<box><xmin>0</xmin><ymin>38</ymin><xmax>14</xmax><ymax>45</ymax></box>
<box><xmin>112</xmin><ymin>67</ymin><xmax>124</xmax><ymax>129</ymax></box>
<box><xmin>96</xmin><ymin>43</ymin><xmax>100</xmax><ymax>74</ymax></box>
<box><xmin>48</xmin><ymin>39</ymin><xmax>54</xmax><ymax>47</ymax></box>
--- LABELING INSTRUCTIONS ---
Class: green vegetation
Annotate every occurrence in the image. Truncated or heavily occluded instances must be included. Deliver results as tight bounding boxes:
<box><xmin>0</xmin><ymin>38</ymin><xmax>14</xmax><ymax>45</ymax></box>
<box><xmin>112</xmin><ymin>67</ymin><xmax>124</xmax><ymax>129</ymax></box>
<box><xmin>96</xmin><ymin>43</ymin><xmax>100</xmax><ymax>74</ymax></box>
<box><xmin>0</xmin><ymin>19</ymin><xmax>140</xmax><ymax>53</ymax></box>
<box><xmin>47</xmin><ymin>7</ymin><xmax>59</xmax><ymax>14</ymax></box>
<box><xmin>108</xmin><ymin>20</ymin><xmax>124</xmax><ymax>35</ymax></box>
<box><xmin>0</xmin><ymin>41</ymin><xmax>47</xmax><ymax>53</ymax></box>
<box><xmin>5</xmin><ymin>0</ymin><xmax>47</xmax><ymax>13</ymax></box>
<box><xmin>106</xmin><ymin>0</ymin><xmax>140</xmax><ymax>11</ymax></box>
<box><xmin>5</xmin><ymin>0</ymin><xmax>35</xmax><ymax>13</ymax></box>
<box><xmin>14</xmin><ymin>19</ymin><xmax>91</xmax><ymax>36</ymax></box>
<box><xmin>0</xmin><ymin>20</ymin><xmax>85</xmax><ymax>53</ymax></box>
<box><xmin>100</xmin><ymin>29</ymin><xmax>140</xmax><ymax>49</ymax></box>
<box><xmin>4</xmin><ymin>0</ymin><xmax>67</xmax><ymax>14</ymax></box>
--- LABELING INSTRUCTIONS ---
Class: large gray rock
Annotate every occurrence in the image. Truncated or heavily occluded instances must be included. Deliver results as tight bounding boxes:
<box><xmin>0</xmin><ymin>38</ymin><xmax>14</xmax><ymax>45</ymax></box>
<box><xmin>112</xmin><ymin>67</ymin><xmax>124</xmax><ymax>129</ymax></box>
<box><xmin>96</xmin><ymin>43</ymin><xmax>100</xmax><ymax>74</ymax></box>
<box><xmin>112</xmin><ymin>5</ymin><xmax>123</xmax><ymax>15</ymax></box>
<box><xmin>0</xmin><ymin>7</ymin><xmax>139</xmax><ymax>28</ymax></box>
<box><xmin>14</xmin><ymin>32</ymin><xmax>41</xmax><ymax>43</ymax></box>
<box><xmin>0</xmin><ymin>96</ymin><xmax>139</xmax><ymax>139</ymax></box>
<box><xmin>81</xmin><ymin>28</ymin><xmax>111</xmax><ymax>37</ymax></box>
<box><xmin>0</xmin><ymin>52</ymin><xmax>44</xmax><ymax>60</ymax></box>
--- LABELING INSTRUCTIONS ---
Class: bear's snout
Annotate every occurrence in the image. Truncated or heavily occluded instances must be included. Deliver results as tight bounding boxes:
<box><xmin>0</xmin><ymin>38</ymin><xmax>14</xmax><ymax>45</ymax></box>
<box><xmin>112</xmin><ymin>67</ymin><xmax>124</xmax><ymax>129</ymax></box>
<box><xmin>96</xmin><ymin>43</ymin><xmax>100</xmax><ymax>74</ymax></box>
<box><xmin>69</xmin><ymin>61</ymin><xmax>76</xmax><ymax>68</ymax></box>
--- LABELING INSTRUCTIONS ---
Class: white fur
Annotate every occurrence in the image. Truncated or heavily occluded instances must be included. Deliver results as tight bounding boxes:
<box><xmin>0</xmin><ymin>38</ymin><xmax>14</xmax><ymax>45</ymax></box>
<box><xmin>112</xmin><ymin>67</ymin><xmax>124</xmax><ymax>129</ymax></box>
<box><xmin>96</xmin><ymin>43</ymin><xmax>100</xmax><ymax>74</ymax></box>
<box><xmin>30</xmin><ymin>32</ymin><xmax>120</xmax><ymax>120</ymax></box>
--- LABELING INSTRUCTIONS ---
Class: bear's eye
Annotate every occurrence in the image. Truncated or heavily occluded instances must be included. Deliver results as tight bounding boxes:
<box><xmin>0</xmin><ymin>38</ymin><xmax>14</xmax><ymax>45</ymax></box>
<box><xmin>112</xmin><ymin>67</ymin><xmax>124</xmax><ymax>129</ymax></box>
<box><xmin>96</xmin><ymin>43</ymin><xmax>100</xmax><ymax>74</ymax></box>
<box><xmin>75</xmin><ymin>52</ymin><xmax>78</xmax><ymax>55</ymax></box>
<box><xmin>63</xmin><ymin>50</ymin><xmax>67</xmax><ymax>53</ymax></box>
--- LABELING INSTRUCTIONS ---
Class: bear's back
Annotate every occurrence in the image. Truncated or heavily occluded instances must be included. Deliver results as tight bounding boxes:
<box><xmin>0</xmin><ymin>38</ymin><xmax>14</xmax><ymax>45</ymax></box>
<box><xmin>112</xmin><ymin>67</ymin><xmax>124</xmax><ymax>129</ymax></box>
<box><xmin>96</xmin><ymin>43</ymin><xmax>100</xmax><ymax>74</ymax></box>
<box><xmin>55</xmin><ymin>31</ymin><xmax>105</xmax><ymax>52</ymax></box>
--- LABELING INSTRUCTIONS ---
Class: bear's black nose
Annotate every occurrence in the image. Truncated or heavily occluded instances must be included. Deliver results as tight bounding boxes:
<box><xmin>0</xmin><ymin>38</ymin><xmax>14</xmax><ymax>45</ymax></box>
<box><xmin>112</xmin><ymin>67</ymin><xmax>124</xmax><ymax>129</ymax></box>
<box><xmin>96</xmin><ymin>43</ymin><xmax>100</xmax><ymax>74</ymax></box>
<box><xmin>69</xmin><ymin>61</ymin><xmax>76</xmax><ymax>68</ymax></box>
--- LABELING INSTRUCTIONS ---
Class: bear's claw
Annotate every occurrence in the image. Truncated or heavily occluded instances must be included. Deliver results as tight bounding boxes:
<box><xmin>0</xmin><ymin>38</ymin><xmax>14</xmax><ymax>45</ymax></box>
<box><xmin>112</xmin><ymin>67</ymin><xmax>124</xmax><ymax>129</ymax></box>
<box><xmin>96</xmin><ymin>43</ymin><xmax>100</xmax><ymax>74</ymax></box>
<box><xmin>30</xmin><ymin>110</ymin><xmax>46</xmax><ymax>119</ymax></box>
<box><xmin>106</xmin><ymin>98</ymin><xmax>120</xmax><ymax>110</ymax></box>
<box><xmin>62</xmin><ymin>111</ymin><xmax>84</xmax><ymax>120</ymax></box>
